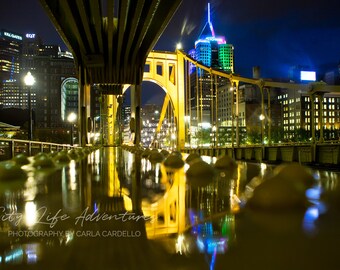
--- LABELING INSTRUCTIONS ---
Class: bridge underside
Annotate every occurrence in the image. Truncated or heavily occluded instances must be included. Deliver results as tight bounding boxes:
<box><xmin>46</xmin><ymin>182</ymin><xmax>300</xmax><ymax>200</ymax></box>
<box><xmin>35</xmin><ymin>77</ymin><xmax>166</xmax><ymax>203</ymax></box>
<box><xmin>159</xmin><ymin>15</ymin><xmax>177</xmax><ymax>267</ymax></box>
<box><xmin>39</xmin><ymin>0</ymin><xmax>182</xmax><ymax>146</ymax></box>
<box><xmin>39</xmin><ymin>0</ymin><xmax>182</xmax><ymax>85</ymax></box>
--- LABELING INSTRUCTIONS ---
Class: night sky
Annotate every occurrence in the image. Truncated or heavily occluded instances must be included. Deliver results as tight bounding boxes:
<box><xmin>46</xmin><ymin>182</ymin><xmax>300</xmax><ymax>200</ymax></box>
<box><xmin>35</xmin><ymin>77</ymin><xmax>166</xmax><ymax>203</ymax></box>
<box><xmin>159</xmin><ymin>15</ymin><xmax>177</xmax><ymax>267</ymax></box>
<box><xmin>1</xmin><ymin>0</ymin><xmax>340</xmax><ymax>101</ymax></box>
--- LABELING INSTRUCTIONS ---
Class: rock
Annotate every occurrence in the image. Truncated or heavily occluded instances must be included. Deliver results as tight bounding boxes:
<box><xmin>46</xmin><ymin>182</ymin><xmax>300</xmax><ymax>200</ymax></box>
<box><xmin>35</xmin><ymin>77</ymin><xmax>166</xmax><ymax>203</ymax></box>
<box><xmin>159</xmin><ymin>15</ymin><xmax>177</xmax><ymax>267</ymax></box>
<box><xmin>273</xmin><ymin>163</ymin><xmax>315</xmax><ymax>191</ymax></box>
<box><xmin>186</xmin><ymin>160</ymin><xmax>216</xmax><ymax>187</ymax></box>
<box><xmin>142</xmin><ymin>148</ymin><xmax>152</xmax><ymax>158</ymax></box>
<box><xmin>53</xmin><ymin>151</ymin><xmax>71</xmax><ymax>164</ymax></box>
<box><xmin>33</xmin><ymin>155</ymin><xmax>55</xmax><ymax>169</ymax></box>
<box><xmin>214</xmin><ymin>155</ymin><xmax>237</xmax><ymax>171</ymax></box>
<box><xmin>12</xmin><ymin>153</ymin><xmax>30</xmax><ymax>165</ymax></box>
<box><xmin>164</xmin><ymin>154</ymin><xmax>184</xmax><ymax>169</ymax></box>
<box><xmin>171</xmin><ymin>151</ymin><xmax>182</xmax><ymax>158</ymax></box>
<box><xmin>160</xmin><ymin>150</ymin><xmax>170</xmax><ymax>157</ymax></box>
<box><xmin>247</xmin><ymin>174</ymin><xmax>309</xmax><ymax>210</ymax></box>
<box><xmin>0</xmin><ymin>161</ymin><xmax>26</xmax><ymax>180</ymax></box>
<box><xmin>148</xmin><ymin>152</ymin><xmax>164</xmax><ymax>164</ymax></box>
<box><xmin>214</xmin><ymin>155</ymin><xmax>237</xmax><ymax>179</ymax></box>
<box><xmin>33</xmin><ymin>152</ymin><xmax>48</xmax><ymax>160</ymax></box>
<box><xmin>185</xmin><ymin>153</ymin><xmax>201</xmax><ymax>165</ymax></box>
<box><xmin>68</xmin><ymin>149</ymin><xmax>79</xmax><ymax>159</ymax></box>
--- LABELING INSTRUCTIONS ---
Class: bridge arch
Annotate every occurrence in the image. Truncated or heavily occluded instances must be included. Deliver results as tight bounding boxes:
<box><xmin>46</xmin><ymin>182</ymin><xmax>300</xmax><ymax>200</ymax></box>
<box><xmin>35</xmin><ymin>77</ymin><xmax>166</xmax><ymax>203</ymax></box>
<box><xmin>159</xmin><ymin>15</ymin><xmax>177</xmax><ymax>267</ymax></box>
<box><xmin>142</xmin><ymin>51</ymin><xmax>185</xmax><ymax>149</ymax></box>
<box><xmin>120</xmin><ymin>51</ymin><xmax>185</xmax><ymax>148</ymax></box>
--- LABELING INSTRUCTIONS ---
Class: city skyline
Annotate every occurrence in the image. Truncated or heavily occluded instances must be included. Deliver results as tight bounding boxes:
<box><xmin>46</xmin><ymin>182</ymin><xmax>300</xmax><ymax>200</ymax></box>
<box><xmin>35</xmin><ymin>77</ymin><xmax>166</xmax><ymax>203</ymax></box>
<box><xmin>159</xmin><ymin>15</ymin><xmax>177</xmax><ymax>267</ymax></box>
<box><xmin>1</xmin><ymin>0</ymin><xmax>339</xmax><ymax>79</ymax></box>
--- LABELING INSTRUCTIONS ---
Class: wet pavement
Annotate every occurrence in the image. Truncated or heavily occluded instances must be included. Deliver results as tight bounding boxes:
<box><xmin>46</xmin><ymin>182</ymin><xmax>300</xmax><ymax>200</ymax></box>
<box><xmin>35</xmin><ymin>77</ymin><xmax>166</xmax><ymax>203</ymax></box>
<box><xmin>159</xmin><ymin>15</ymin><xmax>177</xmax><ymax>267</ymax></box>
<box><xmin>0</xmin><ymin>147</ymin><xmax>340</xmax><ymax>269</ymax></box>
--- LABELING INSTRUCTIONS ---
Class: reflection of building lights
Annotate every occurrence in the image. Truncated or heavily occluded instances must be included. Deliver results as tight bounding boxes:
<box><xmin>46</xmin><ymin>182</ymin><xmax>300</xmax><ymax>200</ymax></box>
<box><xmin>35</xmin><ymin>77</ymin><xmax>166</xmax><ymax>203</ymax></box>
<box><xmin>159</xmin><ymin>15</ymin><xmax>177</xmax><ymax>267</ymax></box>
<box><xmin>69</xmin><ymin>160</ymin><xmax>77</xmax><ymax>190</ymax></box>
<box><xmin>260</xmin><ymin>163</ymin><xmax>267</xmax><ymax>175</ymax></box>
<box><xmin>26</xmin><ymin>244</ymin><xmax>38</xmax><ymax>264</ymax></box>
<box><xmin>196</xmin><ymin>236</ymin><xmax>227</xmax><ymax>254</ymax></box>
<box><xmin>155</xmin><ymin>163</ymin><xmax>160</xmax><ymax>184</ymax></box>
<box><xmin>25</xmin><ymin>201</ymin><xmax>37</xmax><ymax>227</ymax></box>
<box><xmin>303</xmin><ymin>206</ymin><xmax>319</xmax><ymax>236</ymax></box>
<box><xmin>65</xmin><ymin>230</ymin><xmax>75</xmax><ymax>245</ymax></box>
<box><xmin>175</xmin><ymin>234</ymin><xmax>185</xmax><ymax>254</ymax></box>
<box><xmin>4</xmin><ymin>248</ymin><xmax>24</xmax><ymax>264</ymax></box>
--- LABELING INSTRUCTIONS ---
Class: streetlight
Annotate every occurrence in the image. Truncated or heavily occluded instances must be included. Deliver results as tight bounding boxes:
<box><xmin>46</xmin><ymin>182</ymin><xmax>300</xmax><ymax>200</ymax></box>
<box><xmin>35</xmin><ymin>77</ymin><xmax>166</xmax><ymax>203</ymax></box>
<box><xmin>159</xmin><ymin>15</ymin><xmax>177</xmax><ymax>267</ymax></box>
<box><xmin>259</xmin><ymin>114</ymin><xmax>265</xmax><ymax>144</ymax></box>
<box><xmin>24</xmin><ymin>71</ymin><xmax>35</xmax><ymax>141</ymax></box>
<box><xmin>68</xmin><ymin>112</ymin><xmax>77</xmax><ymax>146</ymax></box>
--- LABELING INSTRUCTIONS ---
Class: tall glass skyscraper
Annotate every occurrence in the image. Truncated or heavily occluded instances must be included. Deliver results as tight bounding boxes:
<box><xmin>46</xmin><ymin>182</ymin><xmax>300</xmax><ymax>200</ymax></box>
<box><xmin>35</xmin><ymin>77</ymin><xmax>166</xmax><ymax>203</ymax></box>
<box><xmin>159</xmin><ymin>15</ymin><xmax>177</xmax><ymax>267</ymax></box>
<box><xmin>0</xmin><ymin>30</ymin><xmax>23</xmax><ymax>109</ymax></box>
<box><xmin>189</xmin><ymin>3</ymin><xmax>234</xmax><ymax>73</ymax></box>
<box><xmin>188</xmin><ymin>3</ymin><xmax>234</xmax><ymax>135</ymax></box>
<box><xmin>0</xmin><ymin>30</ymin><xmax>22</xmax><ymax>82</ymax></box>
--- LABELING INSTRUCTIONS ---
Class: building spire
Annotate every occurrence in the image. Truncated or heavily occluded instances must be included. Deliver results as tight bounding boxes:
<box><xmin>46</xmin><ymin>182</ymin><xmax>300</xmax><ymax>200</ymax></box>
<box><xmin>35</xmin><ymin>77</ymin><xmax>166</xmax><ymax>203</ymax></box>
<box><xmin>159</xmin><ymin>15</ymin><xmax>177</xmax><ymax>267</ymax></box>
<box><xmin>198</xmin><ymin>2</ymin><xmax>216</xmax><ymax>39</ymax></box>
<box><xmin>208</xmin><ymin>3</ymin><xmax>215</xmax><ymax>37</ymax></box>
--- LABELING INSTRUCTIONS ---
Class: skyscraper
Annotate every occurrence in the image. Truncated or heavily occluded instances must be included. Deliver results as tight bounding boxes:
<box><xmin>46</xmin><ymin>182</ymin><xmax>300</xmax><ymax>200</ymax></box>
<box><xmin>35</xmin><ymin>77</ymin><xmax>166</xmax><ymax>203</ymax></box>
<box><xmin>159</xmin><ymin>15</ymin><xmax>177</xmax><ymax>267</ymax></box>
<box><xmin>190</xmin><ymin>3</ymin><xmax>234</xmax><ymax>73</ymax></box>
<box><xmin>0</xmin><ymin>29</ymin><xmax>77</xmax><ymax>142</ymax></box>
<box><xmin>0</xmin><ymin>30</ymin><xmax>22</xmax><ymax>82</ymax></box>
<box><xmin>188</xmin><ymin>3</ymin><xmax>234</xmax><ymax>135</ymax></box>
<box><xmin>0</xmin><ymin>30</ymin><xmax>22</xmax><ymax>109</ymax></box>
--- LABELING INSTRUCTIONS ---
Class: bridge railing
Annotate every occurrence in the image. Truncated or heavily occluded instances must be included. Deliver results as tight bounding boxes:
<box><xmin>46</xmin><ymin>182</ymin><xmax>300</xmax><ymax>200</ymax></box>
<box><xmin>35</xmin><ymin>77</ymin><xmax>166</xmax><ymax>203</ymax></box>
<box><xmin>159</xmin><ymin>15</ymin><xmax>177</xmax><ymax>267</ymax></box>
<box><xmin>183</xmin><ymin>141</ymin><xmax>340</xmax><ymax>165</ymax></box>
<box><xmin>0</xmin><ymin>138</ymin><xmax>74</xmax><ymax>161</ymax></box>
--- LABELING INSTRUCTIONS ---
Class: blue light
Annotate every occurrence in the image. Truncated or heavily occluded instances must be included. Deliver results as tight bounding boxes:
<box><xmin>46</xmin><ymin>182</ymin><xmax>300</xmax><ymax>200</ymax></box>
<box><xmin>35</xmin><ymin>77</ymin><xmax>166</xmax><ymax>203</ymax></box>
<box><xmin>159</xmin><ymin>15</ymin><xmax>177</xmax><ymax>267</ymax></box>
<box><xmin>210</xmin><ymin>247</ymin><xmax>217</xmax><ymax>270</ymax></box>
<box><xmin>305</xmin><ymin>187</ymin><xmax>322</xmax><ymax>201</ymax></box>
<box><xmin>4</xmin><ymin>249</ymin><xmax>24</xmax><ymax>264</ymax></box>
<box><xmin>303</xmin><ymin>206</ymin><xmax>319</xmax><ymax>236</ymax></box>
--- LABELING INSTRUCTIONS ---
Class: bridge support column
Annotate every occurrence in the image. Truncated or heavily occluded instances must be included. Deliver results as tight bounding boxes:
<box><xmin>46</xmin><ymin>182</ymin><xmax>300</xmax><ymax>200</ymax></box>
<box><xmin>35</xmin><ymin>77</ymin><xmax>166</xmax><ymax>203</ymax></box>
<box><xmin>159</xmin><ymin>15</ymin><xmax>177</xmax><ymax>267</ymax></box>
<box><xmin>229</xmin><ymin>81</ymin><xmax>235</xmax><ymax>157</ymax></box>
<box><xmin>78</xmin><ymin>65</ymin><xmax>91</xmax><ymax>146</ymax></box>
<box><xmin>234</xmin><ymin>80</ymin><xmax>240</xmax><ymax>147</ymax></box>
<box><xmin>130</xmin><ymin>84</ymin><xmax>142</xmax><ymax>146</ymax></box>
<box><xmin>176</xmin><ymin>51</ymin><xmax>186</xmax><ymax>150</ymax></box>
<box><xmin>214</xmin><ymin>75</ymin><xmax>219</xmax><ymax>147</ymax></box>
<box><xmin>106</xmin><ymin>95</ymin><xmax>118</xmax><ymax>146</ymax></box>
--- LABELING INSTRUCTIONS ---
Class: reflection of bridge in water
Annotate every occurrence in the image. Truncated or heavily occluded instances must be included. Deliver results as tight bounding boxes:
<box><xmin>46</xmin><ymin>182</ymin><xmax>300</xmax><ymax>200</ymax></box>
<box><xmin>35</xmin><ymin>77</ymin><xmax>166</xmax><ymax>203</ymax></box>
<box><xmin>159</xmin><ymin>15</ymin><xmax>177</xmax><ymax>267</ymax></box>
<box><xmin>1</xmin><ymin>147</ymin><xmax>340</xmax><ymax>269</ymax></box>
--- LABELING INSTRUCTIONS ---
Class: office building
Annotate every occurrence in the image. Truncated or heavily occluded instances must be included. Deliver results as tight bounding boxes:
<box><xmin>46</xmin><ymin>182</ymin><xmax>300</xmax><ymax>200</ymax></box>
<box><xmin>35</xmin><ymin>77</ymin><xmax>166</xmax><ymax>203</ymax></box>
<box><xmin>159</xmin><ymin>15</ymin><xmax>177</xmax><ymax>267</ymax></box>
<box><xmin>188</xmin><ymin>3</ymin><xmax>234</xmax><ymax>134</ymax></box>
<box><xmin>0</xmin><ymin>30</ymin><xmax>22</xmax><ymax>109</ymax></box>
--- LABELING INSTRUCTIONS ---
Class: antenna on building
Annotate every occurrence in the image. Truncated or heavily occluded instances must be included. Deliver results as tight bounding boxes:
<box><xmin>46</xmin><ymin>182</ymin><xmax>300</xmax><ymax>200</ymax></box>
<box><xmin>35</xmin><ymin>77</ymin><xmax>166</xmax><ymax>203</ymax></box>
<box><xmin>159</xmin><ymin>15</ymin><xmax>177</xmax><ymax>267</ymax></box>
<box><xmin>207</xmin><ymin>3</ymin><xmax>215</xmax><ymax>37</ymax></box>
<box><xmin>198</xmin><ymin>2</ymin><xmax>216</xmax><ymax>39</ymax></box>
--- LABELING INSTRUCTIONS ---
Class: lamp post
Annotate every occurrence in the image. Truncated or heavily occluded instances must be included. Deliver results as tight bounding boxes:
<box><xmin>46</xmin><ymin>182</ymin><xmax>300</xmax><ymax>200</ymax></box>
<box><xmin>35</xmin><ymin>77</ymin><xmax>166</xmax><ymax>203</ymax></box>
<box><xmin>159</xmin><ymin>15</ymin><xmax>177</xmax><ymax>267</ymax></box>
<box><xmin>24</xmin><ymin>72</ymin><xmax>35</xmax><ymax>141</ymax></box>
<box><xmin>68</xmin><ymin>112</ymin><xmax>77</xmax><ymax>146</ymax></box>
<box><xmin>259</xmin><ymin>113</ymin><xmax>265</xmax><ymax>144</ymax></box>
